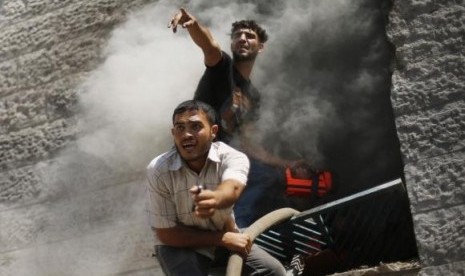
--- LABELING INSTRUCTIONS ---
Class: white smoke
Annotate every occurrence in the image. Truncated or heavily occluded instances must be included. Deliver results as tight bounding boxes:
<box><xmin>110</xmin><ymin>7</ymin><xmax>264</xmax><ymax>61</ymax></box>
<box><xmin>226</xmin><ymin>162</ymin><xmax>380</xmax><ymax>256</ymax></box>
<box><xmin>77</xmin><ymin>0</ymin><xmax>380</xmax><ymax>169</ymax></box>
<box><xmin>77</xmin><ymin>0</ymin><xmax>266</xmax><ymax>171</ymax></box>
<box><xmin>13</xmin><ymin>0</ymin><xmax>397</xmax><ymax>275</ymax></box>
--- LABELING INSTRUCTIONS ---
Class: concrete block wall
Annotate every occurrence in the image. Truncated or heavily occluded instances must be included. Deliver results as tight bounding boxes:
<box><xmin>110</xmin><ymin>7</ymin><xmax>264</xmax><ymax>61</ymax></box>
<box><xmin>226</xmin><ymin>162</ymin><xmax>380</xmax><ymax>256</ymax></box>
<box><xmin>387</xmin><ymin>0</ymin><xmax>465</xmax><ymax>274</ymax></box>
<box><xmin>0</xmin><ymin>0</ymin><xmax>161</xmax><ymax>275</ymax></box>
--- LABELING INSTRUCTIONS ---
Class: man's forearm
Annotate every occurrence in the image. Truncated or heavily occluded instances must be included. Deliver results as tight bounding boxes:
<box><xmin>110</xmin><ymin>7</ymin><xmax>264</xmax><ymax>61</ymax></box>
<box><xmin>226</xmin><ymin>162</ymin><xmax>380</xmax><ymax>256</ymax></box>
<box><xmin>155</xmin><ymin>225</ymin><xmax>251</xmax><ymax>255</ymax></box>
<box><xmin>214</xmin><ymin>179</ymin><xmax>245</xmax><ymax>209</ymax></box>
<box><xmin>241</xmin><ymin>138</ymin><xmax>289</xmax><ymax>167</ymax></box>
<box><xmin>186</xmin><ymin>21</ymin><xmax>222</xmax><ymax>66</ymax></box>
<box><xmin>169</xmin><ymin>8</ymin><xmax>221</xmax><ymax>65</ymax></box>
<box><xmin>186</xmin><ymin>21</ymin><xmax>216</xmax><ymax>51</ymax></box>
<box><xmin>239</xmin><ymin>124</ymin><xmax>296</xmax><ymax>167</ymax></box>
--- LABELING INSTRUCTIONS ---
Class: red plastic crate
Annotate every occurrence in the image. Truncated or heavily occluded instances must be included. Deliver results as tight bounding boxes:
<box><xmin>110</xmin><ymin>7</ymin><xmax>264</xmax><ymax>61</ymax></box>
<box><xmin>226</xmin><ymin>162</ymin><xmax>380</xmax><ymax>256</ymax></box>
<box><xmin>286</xmin><ymin>168</ymin><xmax>332</xmax><ymax>197</ymax></box>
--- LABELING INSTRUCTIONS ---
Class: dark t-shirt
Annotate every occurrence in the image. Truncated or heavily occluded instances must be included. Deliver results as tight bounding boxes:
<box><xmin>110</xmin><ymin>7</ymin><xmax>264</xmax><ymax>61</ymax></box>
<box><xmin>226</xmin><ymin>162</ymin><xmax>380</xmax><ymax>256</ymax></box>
<box><xmin>193</xmin><ymin>51</ymin><xmax>260</xmax><ymax>142</ymax></box>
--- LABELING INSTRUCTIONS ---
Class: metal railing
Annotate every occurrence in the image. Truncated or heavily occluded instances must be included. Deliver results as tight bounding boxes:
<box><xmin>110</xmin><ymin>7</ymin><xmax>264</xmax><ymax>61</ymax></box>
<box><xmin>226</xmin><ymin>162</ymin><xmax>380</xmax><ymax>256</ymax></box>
<box><xmin>254</xmin><ymin>178</ymin><xmax>417</xmax><ymax>271</ymax></box>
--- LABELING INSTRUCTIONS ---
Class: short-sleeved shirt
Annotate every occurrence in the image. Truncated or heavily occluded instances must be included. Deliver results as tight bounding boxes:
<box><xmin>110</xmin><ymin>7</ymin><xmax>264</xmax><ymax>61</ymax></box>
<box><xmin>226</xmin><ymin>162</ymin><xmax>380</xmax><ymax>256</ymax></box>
<box><xmin>145</xmin><ymin>141</ymin><xmax>249</xmax><ymax>258</ymax></box>
<box><xmin>194</xmin><ymin>51</ymin><xmax>260</xmax><ymax>142</ymax></box>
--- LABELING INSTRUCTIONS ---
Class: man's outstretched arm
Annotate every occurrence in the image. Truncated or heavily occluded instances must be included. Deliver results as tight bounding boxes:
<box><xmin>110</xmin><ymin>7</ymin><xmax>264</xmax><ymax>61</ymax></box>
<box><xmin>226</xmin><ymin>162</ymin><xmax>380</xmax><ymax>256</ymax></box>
<box><xmin>191</xmin><ymin>178</ymin><xmax>245</xmax><ymax>218</ymax></box>
<box><xmin>168</xmin><ymin>7</ymin><xmax>222</xmax><ymax>66</ymax></box>
<box><xmin>155</xmin><ymin>225</ymin><xmax>251</xmax><ymax>258</ymax></box>
<box><xmin>240</xmin><ymin>122</ymin><xmax>305</xmax><ymax>168</ymax></box>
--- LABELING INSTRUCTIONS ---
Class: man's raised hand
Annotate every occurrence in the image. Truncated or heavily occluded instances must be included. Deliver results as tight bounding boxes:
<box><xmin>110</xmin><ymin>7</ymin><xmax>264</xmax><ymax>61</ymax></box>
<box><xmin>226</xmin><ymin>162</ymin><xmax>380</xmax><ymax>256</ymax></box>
<box><xmin>190</xmin><ymin>185</ymin><xmax>218</xmax><ymax>218</ymax></box>
<box><xmin>168</xmin><ymin>8</ymin><xmax>196</xmax><ymax>33</ymax></box>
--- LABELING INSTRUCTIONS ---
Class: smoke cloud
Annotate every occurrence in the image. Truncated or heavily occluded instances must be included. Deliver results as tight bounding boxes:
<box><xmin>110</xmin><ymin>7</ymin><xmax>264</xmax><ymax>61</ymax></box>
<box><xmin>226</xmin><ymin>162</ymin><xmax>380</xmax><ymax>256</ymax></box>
<box><xmin>78</xmin><ymin>0</ymin><xmax>267</xmax><ymax>171</ymax></box>
<box><xmin>15</xmin><ymin>0</ymin><xmax>402</xmax><ymax>274</ymax></box>
<box><xmin>80</xmin><ymin>0</ymin><xmax>401</xmax><ymax>194</ymax></box>
<box><xmin>252</xmin><ymin>0</ymin><xmax>401</xmax><ymax>194</ymax></box>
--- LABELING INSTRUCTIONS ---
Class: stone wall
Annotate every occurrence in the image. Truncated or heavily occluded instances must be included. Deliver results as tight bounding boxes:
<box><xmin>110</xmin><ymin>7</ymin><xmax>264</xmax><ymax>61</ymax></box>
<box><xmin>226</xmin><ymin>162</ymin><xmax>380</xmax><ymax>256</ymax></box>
<box><xmin>0</xmin><ymin>0</ymin><xmax>161</xmax><ymax>275</ymax></box>
<box><xmin>387</xmin><ymin>0</ymin><xmax>465</xmax><ymax>275</ymax></box>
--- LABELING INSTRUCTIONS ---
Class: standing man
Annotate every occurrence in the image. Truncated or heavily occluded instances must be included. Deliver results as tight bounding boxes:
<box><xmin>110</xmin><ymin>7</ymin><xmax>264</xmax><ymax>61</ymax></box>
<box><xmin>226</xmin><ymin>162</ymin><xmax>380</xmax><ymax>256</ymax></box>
<box><xmin>168</xmin><ymin>8</ymin><xmax>304</xmax><ymax>227</ymax></box>
<box><xmin>145</xmin><ymin>100</ymin><xmax>286</xmax><ymax>275</ymax></box>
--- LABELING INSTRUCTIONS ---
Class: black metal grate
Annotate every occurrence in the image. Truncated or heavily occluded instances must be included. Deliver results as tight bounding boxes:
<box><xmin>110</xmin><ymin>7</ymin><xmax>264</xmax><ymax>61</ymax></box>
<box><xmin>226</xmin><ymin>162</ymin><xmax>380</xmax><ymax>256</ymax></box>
<box><xmin>255</xmin><ymin>178</ymin><xmax>417</xmax><ymax>271</ymax></box>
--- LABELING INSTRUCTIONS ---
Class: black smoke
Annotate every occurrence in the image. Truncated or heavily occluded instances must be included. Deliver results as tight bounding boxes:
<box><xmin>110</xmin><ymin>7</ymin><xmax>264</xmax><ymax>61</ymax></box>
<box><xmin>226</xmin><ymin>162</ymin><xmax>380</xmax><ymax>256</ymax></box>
<box><xmin>252</xmin><ymin>0</ymin><xmax>403</xmax><ymax>196</ymax></box>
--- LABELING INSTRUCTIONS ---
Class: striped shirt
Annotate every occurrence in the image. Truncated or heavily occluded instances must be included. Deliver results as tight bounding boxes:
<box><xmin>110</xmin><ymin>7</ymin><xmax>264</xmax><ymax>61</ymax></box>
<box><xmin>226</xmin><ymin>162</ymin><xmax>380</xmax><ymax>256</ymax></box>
<box><xmin>145</xmin><ymin>141</ymin><xmax>249</xmax><ymax>258</ymax></box>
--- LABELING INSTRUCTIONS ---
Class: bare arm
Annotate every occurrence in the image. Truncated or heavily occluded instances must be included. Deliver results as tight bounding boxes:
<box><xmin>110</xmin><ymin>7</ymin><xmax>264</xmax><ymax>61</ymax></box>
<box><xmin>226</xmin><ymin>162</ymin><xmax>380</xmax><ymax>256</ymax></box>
<box><xmin>155</xmin><ymin>225</ymin><xmax>251</xmax><ymax>257</ymax></box>
<box><xmin>168</xmin><ymin>8</ymin><xmax>222</xmax><ymax>66</ymax></box>
<box><xmin>240</xmin><ymin>122</ymin><xmax>304</xmax><ymax>168</ymax></box>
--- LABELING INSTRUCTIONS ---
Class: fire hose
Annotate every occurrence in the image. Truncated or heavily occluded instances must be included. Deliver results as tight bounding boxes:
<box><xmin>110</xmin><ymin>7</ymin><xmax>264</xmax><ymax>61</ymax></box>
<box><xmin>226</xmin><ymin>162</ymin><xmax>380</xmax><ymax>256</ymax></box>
<box><xmin>225</xmin><ymin>207</ymin><xmax>300</xmax><ymax>276</ymax></box>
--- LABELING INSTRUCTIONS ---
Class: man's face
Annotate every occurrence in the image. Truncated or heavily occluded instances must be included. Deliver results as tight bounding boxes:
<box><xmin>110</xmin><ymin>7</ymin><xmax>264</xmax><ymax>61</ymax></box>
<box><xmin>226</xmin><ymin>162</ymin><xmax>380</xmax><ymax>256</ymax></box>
<box><xmin>171</xmin><ymin>110</ymin><xmax>218</xmax><ymax>170</ymax></box>
<box><xmin>230</xmin><ymin>28</ymin><xmax>264</xmax><ymax>62</ymax></box>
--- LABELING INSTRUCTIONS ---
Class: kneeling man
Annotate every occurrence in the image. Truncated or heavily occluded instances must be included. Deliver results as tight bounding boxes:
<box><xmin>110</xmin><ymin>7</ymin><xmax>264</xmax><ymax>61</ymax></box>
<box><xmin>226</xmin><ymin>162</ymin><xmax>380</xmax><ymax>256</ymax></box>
<box><xmin>145</xmin><ymin>100</ymin><xmax>286</xmax><ymax>275</ymax></box>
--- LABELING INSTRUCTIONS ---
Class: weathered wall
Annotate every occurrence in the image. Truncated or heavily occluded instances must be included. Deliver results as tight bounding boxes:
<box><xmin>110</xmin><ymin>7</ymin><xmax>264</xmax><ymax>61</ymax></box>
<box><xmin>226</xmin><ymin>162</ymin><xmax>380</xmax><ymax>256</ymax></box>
<box><xmin>387</xmin><ymin>0</ymin><xmax>465</xmax><ymax>275</ymax></box>
<box><xmin>0</xmin><ymin>0</ymin><xmax>161</xmax><ymax>275</ymax></box>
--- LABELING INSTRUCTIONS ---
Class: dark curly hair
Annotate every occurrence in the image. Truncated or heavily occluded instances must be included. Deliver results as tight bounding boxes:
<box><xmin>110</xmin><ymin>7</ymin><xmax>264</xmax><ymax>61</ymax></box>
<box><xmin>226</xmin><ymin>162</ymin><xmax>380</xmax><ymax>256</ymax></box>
<box><xmin>231</xmin><ymin>20</ymin><xmax>268</xmax><ymax>43</ymax></box>
<box><xmin>172</xmin><ymin>100</ymin><xmax>217</xmax><ymax>126</ymax></box>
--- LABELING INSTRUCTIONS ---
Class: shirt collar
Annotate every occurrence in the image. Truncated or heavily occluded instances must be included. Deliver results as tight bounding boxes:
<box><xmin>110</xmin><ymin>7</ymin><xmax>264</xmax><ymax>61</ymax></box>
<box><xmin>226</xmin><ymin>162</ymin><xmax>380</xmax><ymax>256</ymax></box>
<box><xmin>207</xmin><ymin>142</ymin><xmax>221</xmax><ymax>163</ymax></box>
